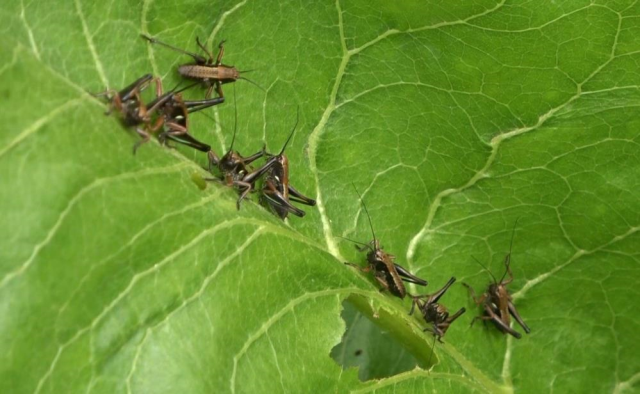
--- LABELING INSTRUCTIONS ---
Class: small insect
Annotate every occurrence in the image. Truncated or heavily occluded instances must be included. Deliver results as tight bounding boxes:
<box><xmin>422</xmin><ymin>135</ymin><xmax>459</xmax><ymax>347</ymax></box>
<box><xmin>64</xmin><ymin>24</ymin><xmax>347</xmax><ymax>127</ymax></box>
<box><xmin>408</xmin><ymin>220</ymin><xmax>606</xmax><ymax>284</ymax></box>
<box><xmin>98</xmin><ymin>75</ymin><xmax>212</xmax><ymax>153</ymax></box>
<box><xmin>154</xmin><ymin>85</ymin><xmax>225</xmax><ymax>167</ymax></box>
<box><xmin>410</xmin><ymin>277</ymin><xmax>466</xmax><ymax>341</ymax></box>
<box><xmin>204</xmin><ymin>91</ymin><xmax>267</xmax><ymax>208</ymax></box>
<box><xmin>97</xmin><ymin>75</ymin><xmax>211</xmax><ymax>153</ymax></box>
<box><xmin>95</xmin><ymin>74</ymin><xmax>164</xmax><ymax>151</ymax></box>
<box><xmin>342</xmin><ymin>185</ymin><xmax>427</xmax><ymax>298</ymax></box>
<box><xmin>410</xmin><ymin>277</ymin><xmax>465</xmax><ymax>365</ymax></box>
<box><xmin>462</xmin><ymin>220</ymin><xmax>531</xmax><ymax>339</ymax></box>
<box><xmin>96</xmin><ymin>73</ymin><xmax>155</xmax><ymax>118</ymax></box>
<box><xmin>259</xmin><ymin>109</ymin><xmax>316</xmax><ymax>219</ymax></box>
<box><xmin>142</xmin><ymin>34</ymin><xmax>258</xmax><ymax>99</ymax></box>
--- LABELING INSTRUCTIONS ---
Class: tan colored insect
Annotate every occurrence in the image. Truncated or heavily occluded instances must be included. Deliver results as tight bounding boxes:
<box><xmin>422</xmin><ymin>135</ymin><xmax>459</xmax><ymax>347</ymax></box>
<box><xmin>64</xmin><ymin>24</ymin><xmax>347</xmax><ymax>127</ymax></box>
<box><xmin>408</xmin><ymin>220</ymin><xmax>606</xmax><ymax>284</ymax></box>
<box><xmin>142</xmin><ymin>35</ymin><xmax>259</xmax><ymax>99</ymax></box>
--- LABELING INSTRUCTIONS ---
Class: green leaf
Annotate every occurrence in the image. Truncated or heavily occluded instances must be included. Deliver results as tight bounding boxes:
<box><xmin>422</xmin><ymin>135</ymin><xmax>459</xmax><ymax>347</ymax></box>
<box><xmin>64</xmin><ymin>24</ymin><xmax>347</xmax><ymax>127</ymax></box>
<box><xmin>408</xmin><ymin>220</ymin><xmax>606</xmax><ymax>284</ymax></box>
<box><xmin>2</xmin><ymin>0</ymin><xmax>640</xmax><ymax>393</ymax></box>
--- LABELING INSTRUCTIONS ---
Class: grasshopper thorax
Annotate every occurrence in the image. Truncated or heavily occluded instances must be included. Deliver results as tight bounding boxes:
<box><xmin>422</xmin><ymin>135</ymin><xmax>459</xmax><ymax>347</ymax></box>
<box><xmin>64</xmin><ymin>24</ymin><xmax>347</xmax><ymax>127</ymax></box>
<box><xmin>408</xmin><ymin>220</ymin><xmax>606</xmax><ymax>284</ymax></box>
<box><xmin>488</xmin><ymin>283</ymin><xmax>509</xmax><ymax>300</ymax></box>
<box><xmin>121</xmin><ymin>100</ymin><xmax>147</xmax><ymax>126</ymax></box>
<box><xmin>367</xmin><ymin>240</ymin><xmax>394</xmax><ymax>265</ymax></box>
<box><xmin>425</xmin><ymin>303</ymin><xmax>449</xmax><ymax>324</ymax></box>
<box><xmin>220</xmin><ymin>151</ymin><xmax>243</xmax><ymax>172</ymax></box>
<box><xmin>219</xmin><ymin>151</ymin><xmax>250</xmax><ymax>184</ymax></box>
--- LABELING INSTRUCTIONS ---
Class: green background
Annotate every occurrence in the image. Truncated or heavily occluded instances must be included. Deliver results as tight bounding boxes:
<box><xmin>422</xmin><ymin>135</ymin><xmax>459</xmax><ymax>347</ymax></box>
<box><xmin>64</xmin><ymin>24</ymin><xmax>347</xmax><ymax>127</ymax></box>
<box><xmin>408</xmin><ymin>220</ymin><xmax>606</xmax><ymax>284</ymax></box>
<box><xmin>1</xmin><ymin>0</ymin><xmax>639</xmax><ymax>393</ymax></box>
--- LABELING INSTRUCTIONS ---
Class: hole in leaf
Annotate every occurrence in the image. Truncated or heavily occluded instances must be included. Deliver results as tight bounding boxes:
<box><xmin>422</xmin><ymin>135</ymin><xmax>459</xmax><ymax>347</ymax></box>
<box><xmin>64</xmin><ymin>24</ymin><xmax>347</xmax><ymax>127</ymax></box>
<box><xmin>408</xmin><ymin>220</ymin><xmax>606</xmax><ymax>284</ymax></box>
<box><xmin>331</xmin><ymin>300</ymin><xmax>426</xmax><ymax>381</ymax></box>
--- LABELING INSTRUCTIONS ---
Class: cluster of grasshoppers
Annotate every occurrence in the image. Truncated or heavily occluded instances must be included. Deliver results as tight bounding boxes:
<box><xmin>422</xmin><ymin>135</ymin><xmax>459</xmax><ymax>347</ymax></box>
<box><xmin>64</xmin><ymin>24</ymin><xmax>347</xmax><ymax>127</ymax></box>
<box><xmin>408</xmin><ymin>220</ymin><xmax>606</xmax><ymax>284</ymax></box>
<box><xmin>96</xmin><ymin>34</ymin><xmax>530</xmax><ymax>362</ymax></box>
<box><xmin>96</xmin><ymin>36</ymin><xmax>316</xmax><ymax>218</ymax></box>
<box><xmin>343</xmin><ymin>187</ymin><xmax>530</xmax><ymax>362</ymax></box>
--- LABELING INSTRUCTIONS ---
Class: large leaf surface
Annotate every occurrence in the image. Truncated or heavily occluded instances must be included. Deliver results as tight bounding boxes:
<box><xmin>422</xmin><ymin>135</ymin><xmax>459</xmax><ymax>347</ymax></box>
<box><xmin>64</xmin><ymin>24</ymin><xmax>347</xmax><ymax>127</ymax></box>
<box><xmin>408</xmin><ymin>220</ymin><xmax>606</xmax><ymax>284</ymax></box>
<box><xmin>1</xmin><ymin>0</ymin><xmax>640</xmax><ymax>393</ymax></box>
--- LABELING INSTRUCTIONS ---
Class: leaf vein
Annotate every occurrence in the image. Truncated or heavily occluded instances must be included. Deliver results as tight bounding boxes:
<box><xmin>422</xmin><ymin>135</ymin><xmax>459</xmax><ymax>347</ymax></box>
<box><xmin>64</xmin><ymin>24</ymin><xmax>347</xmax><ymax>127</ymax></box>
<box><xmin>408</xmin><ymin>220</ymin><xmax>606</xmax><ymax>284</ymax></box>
<box><xmin>230</xmin><ymin>288</ymin><xmax>360</xmax><ymax>394</ymax></box>
<box><xmin>0</xmin><ymin>98</ymin><xmax>83</xmax><ymax>159</ymax></box>
<box><xmin>19</xmin><ymin>0</ymin><xmax>40</xmax><ymax>60</ymax></box>
<box><xmin>0</xmin><ymin>162</ymin><xmax>189</xmax><ymax>289</ymax></box>
<box><xmin>350</xmin><ymin>371</ymin><xmax>489</xmax><ymax>394</ymax></box>
<box><xmin>73</xmin><ymin>0</ymin><xmax>109</xmax><ymax>87</ymax></box>
<box><xmin>512</xmin><ymin>225</ymin><xmax>640</xmax><ymax>301</ymax></box>
<box><xmin>32</xmin><ymin>218</ymin><xmax>260</xmax><ymax>392</ymax></box>
<box><xmin>206</xmin><ymin>0</ymin><xmax>248</xmax><ymax>48</ymax></box>
<box><xmin>55</xmin><ymin>190</ymin><xmax>224</xmax><ymax>326</ymax></box>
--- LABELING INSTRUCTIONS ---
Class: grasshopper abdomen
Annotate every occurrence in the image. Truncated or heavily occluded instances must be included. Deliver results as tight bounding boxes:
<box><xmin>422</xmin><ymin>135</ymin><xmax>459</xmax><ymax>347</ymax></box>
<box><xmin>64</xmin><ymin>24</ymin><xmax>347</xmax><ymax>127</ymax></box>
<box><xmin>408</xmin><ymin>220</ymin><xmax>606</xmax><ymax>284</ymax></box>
<box><xmin>178</xmin><ymin>64</ymin><xmax>239</xmax><ymax>81</ymax></box>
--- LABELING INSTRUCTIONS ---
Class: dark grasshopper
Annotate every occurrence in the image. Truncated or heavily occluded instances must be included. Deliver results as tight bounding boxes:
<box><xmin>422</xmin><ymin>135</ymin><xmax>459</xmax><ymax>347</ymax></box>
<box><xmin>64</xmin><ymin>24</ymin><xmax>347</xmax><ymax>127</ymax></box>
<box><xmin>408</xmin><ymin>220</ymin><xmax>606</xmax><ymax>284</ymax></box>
<box><xmin>410</xmin><ymin>277</ymin><xmax>466</xmax><ymax>341</ymax></box>
<box><xmin>96</xmin><ymin>73</ymin><xmax>154</xmax><ymax>120</ymax></box>
<box><xmin>142</xmin><ymin>34</ymin><xmax>255</xmax><ymax>99</ymax></box>
<box><xmin>203</xmin><ymin>91</ymin><xmax>267</xmax><ymax>208</ymax></box>
<box><xmin>97</xmin><ymin>75</ymin><xmax>221</xmax><ymax>153</ymax></box>
<box><xmin>130</xmin><ymin>80</ymin><xmax>222</xmax><ymax>153</ymax></box>
<box><xmin>96</xmin><ymin>74</ymin><xmax>163</xmax><ymax>151</ymax></box>
<box><xmin>462</xmin><ymin>221</ymin><xmax>531</xmax><ymax>339</ymax></box>
<box><xmin>260</xmin><ymin>109</ymin><xmax>316</xmax><ymax>219</ymax></box>
<box><xmin>343</xmin><ymin>186</ymin><xmax>427</xmax><ymax>298</ymax></box>
<box><xmin>153</xmin><ymin>84</ymin><xmax>225</xmax><ymax>166</ymax></box>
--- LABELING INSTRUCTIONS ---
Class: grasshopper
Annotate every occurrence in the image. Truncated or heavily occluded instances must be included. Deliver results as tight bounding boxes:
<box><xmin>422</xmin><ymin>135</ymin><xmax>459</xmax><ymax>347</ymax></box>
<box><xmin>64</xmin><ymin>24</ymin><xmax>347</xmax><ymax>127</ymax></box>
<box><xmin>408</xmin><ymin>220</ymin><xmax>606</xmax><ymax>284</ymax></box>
<box><xmin>259</xmin><ymin>109</ymin><xmax>316</xmax><ymax>219</ymax></box>
<box><xmin>153</xmin><ymin>84</ymin><xmax>224</xmax><ymax>166</ymax></box>
<box><xmin>410</xmin><ymin>277</ymin><xmax>466</xmax><ymax>341</ymax></box>
<box><xmin>95</xmin><ymin>74</ymin><xmax>163</xmax><ymax>151</ymax></box>
<box><xmin>343</xmin><ymin>185</ymin><xmax>427</xmax><ymax>298</ymax></box>
<box><xmin>96</xmin><ymin>73</ymin><xmax>155</xmax><ymax>120</ymax></box>
<box><xmin>462</xmin><ymin>220</ymin><xmax>531</xmax><ymax>339</ymax></box>
<box><xmin>142</xmin><ymin>34</ymin><xmax>258</xmax><ymax>99</ymax></box>
<box><xmin>97</xmin><ymin>75</ymin><xmax>201</xmax><ymax>152</ymax></box>
<box><xmin>204</xmin><ymin>91</ymin><xmax>267</xmax><ymax>208</ymax></box>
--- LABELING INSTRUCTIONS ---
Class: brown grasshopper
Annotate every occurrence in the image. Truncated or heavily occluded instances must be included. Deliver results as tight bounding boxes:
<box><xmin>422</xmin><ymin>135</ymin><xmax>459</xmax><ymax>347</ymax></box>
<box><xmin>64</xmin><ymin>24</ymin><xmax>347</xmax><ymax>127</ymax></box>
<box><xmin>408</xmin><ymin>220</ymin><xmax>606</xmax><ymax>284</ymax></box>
<box><xmin>410</xmin><ymin>277</ymin><xmax>466</xmax><ymax>341</ymax></box>
<box><xmin>462</xmin><ymin>221</ymin><xmax>531</xmax><ymax>339</ymax></box>
<box><xmin>142</xmin><ymin>34</ymin><xmax>259</xmax><ymax>99</ymax></box>
<box><xmin>343</xmin><ymin>185</ymin><xmax>427</xmax><ymax>298</ymax></box>
<box><xmin>259</xmin><ymin>109</ymin><xmax>316</xmax><ymax>219</ymax></box>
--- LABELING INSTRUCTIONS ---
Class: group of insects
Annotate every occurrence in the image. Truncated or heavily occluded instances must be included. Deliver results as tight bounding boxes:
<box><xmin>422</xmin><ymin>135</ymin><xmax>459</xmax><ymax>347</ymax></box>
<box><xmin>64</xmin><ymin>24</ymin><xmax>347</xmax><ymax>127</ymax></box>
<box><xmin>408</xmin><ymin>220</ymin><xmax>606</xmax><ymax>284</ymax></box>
<box><xmin>96</xmin><ymin>35</ymin><xmax>316</xmax><ymax>218</ymax></box>
<box><xmin>96</xmin><ymin>34</ymin><xmax>529</xmax><ymax>361</ymax></box>
<box><xmin>343</xmin><ymin>187</ymin><xmax>530</xmax><ymax>359</ymax></box>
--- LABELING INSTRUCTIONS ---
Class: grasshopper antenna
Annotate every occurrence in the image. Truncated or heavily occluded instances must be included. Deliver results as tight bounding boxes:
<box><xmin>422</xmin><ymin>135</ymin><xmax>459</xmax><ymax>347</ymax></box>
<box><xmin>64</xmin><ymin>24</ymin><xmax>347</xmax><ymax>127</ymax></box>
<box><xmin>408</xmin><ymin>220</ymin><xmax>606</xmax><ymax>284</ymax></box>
<box><xmin>229</xmin><ymin>84</ymin><xmax>238</xmax><ymax>151</ymax></box>
<box><xmin>163</xmin><ymin>79</ymin><xmax>200</xmax><ymax>96</ymax></box>
<box><xmin>174</xmin><ymin>80</ymin><xmax>201</xmax><ymax>94</ymax></box>
<box><xmin>200</xmin><ymin>110</ymin><xmax>216</xmax><ymax>124</ymax></box>
<box><xmin>279</xmin><ymin>107</ymin><xmax>299</xmax><ymax>155</ymax></box>
<box><xmin>470</xmin><ymin>256</ymin><xmax>498</xmax><ymax>284</ymax></box>
<box><xmin>499</xmin><ymin>217</ymin><xmax>520</xmax><ymax>283</ymax></box>
<box><xmin>351</xmin><ymin>184</ymin><xmax>376</xmax><ymax>246</ymax></box>
<box><xmin>141</xmin><ymin>34</ymin><xmax>205</xmax><ymax>61</ymax></box>
<box><xmin>337</xmin><ymin>236</ymin><xmax>371</xmax><ymax>248</ymax></box>
<box><xmin>239</xmin><ymin>76</ymin><xmax>266</xmax><ymax>92</ymax></box>
<box><xmin>161</xmin><ymin>81</ymin><xmax>200</xmax><ymax>94</ymax></box>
